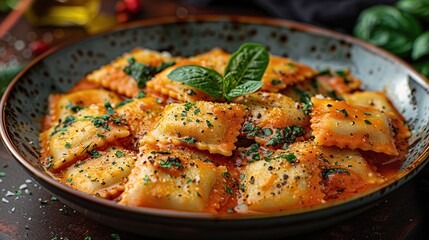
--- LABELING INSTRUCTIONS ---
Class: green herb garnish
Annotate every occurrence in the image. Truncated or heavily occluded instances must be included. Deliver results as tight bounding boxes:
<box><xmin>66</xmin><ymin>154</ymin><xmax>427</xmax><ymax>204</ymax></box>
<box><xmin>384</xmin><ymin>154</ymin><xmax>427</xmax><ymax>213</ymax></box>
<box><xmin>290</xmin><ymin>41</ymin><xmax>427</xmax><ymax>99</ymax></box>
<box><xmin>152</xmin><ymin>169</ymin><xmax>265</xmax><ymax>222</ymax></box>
<box><xmin>179</xmin><ymin>137</ymin><xmax>197</xmax><ymax>144</ymax></box>
<box><xmin>322</xmin><ymin>168</ymin><xmax>350</xmax><ymax>179</ymax></box>
<box><xmin>266</xmin><ymin>126</ymin><xmax>306</xmax><ymax>147</ymax></box>
<box><xmin>168</xmin><ymin>43</ymin><xmax>269</xmax><ymax>100</ymax></box>
<box><xmin>336</xmin><ymin>108</ymin><xmax>349</xmax><ymax>117</ymax></box>
<box><xmin>116</xmin><ymin>99</ymin><xmax>134</xmax><ymax>109</ymax></box>
<box><xmin>115</xmin><ymin>150</ymin><xmax>124</xmax><ymax>158</ymax></box>
<box><xmin>124</xmin><ymin>58</ymin><xmax>175</xmax><ymax>88</ymax></box>
<box><xmin>159</xmin><ymin>157</ymin><xmax>184</xmax><ymax>169</ymax></box>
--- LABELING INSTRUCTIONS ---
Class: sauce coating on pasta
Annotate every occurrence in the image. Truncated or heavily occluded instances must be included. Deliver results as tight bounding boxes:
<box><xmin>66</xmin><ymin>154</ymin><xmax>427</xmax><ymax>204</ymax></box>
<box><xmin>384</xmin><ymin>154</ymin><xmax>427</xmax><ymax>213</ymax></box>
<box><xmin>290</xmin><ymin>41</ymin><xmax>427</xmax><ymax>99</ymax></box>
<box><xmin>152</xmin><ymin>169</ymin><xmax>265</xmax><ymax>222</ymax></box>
<box><xmin>39</xmin><ymin>47</ymin><xmax>410</xmax><ymax>214</ymax></box>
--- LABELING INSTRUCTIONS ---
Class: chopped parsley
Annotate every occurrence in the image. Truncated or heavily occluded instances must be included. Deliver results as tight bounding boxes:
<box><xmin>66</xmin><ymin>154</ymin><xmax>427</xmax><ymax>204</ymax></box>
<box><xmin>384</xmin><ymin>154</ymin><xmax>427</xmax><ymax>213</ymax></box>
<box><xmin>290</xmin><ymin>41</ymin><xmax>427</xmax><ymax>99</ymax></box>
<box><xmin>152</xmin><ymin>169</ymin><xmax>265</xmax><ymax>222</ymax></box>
<box><xmin>159</xmin><ymin>157</ymin><xmax>184</xmax><ymax>170</ymax></box>
<box><xmin>144</xmin><ymin>175</ymin><xmax>149</xmax><ymax>185</ymax></box>
<box><xmin>322</xmin><ymin>168</ymin><xmax>350</xmax><ymax>179</ymax></box>
<box><xmin>272</xmin><ymin>153</ymin><xmax>296</xmax><ymax>163</ymax></box>
<box><xmin>240</xmin><ymin>173</ymin><xmax>246</xmax><ymax>180</ymax></box>
<box><xmin>66</xmin><ymin>103</ymin><xmax>85</xmax><ymax>113</ymax></box>
<box><xmin>97</xmin><ymin>133</ymin><xmax>106</xmax><ymax>139</ymax></box>
<box><xmin>225</xmin><ymin>186</ymin><xmax>233</xmax><ymax>194</ymax></box>
<box><xmin>266</xmin><ymin>126</ymin><xmax>306</xmax><ymax>146</ymax></box>
<box><xmin>115</xmin><ymin>99</ymin><xmax>134</xmax><ymax>109</ymax></box>
<box><xmin>123</xmin><ymin>57</ymin><xmax>175</xmax><ymax>88</ymax></box>
<box><xmin>271</xmin><ymin>79</ymin><xmax>282</xmax><ymax>85</ymax></box>
<box><xmin>150</xmin><ymin>150</ymin><xmax>171</xmax><ymax>155</ymax></box>
<box><xmin>179</xmin><ymin>137</ymin><xmax>197</xmax><ymax>144</ymax></box>
<box><xmin>104</xmin><ymin>101</ymin><xmax>115</xmax><ymax>115</ymax></box>
<box><xmin>335</xmin><ymin>70</ymin><xmax>351</xmax><ymax>84</ymax></box>
<box><xmin>206</xmin><ymin>120</ymin><xmax>213</xmax><ymax>127</ymax></box>
<box><xmin>183</xmin><ymin>102</ymin><xmax>196</xmax><ymax>111</ymax></box>
<box><xmin>294</xmin><ymin>88</ymin><xmax>313</xmax><ymax>115</ymax></box>
<box><xmin>336</xmin><ymin>108</ymin><xmax>349</xmax><ymax>117</ymax></box>
<box><xmin>328</xmin><ymin>90</ymin><xmax>344</xmax><ymax>101</ymax></box>
<box><xmin>88</xmin><ymin>149</ymin><xmax>102</xmax><ymax>158</ymax></box>
<box><xmin>64</xmin><ymin>142</ymin><xmax>71</xmax><ymax>148</ymax></box>
<box><xmin>364</xmin><ymin>119</ymin><xmax>372</xmax><ymax>125</ymax></box>
<box><xmin>115</xmin><ymin>150</ymin><xmax>124</xmax><ymax>158</ymax></box>
<box><xmin>137</xmin><ymin>91</ymin><xmax>146</xmax><ymax>98</ymax></box>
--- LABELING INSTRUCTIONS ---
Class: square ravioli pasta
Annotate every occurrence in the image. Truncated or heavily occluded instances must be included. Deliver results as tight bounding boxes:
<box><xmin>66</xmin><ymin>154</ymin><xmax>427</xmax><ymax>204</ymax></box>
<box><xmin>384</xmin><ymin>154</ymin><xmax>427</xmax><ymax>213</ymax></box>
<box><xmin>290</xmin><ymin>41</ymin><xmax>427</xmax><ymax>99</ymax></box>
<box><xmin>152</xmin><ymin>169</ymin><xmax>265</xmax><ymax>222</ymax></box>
<box><xmin>85</xmin><ymin>48</ymin><xmax>175</xmax><ymax>98</ymax></box>
<box><xmin>310</xmin><ymin>97</ymin><xmax>398</xmax><ymax>155</ymax></box>
<box><xmin>238</xmin><ymin>141</ymin><xmax>324</xmax><ymax>211</ymax></box>
<box><xmin>142</xmin><ymin>101</ymin><xmax>246</xmax><ymax>156</ymax></box>
<box><xmin>40</xmin><ymin>105</ymin><xmax>130</xmax><ymax>170</ymax></box>
<box><xmin>119</xmin><ymin>146</ymin><xmax>224</xmax><ymax>212</ymax></box>
<box><xmin>62</xmin><ymin>146</ymin><xmax>136</xmax><ymax>199</ymax></box>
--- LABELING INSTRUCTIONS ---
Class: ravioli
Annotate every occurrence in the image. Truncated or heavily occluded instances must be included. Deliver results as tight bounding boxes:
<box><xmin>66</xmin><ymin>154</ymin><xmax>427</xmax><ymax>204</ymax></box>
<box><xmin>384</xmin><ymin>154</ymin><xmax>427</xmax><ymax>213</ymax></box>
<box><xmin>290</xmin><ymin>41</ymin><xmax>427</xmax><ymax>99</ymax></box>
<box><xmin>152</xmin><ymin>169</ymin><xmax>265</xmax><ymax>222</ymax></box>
<box><xmin>344</xmin><ymin>91</ymin><xmax>411</xmax><ymax>147</ymax></box>
<box><xmin>62</xmin><ymin>146</ymin><xmax>136</xmax><ymax>199</ymax></box>
<box><xmin>310</xmin><ymin>97</ymin><xmax>398</xmax><ymax>155</ymax></box>
<box><xmin>41</xmin><ymin>105</ymin><xmax>130</xmax><ymax>170</ymax></box>
<box><xmin>261</xmin><ymin>55</ymin><xmax>316</xmax><ymax>92</ymax></box>
<box><xmin>86</xmin><ymin>48</ymin><xmax>174</xmax><ymax>97</ymax></box>
<box><xmin>316</xmin><ymin>145</ymin><xmax>384</xmax><ymax>196</ymax></box>
<box><xmin>48</xmin><ymin>89</ymin><xmax>122</xmax><ymax>125</ymax></box>
<box><xmin>142</xmin><ymin>101</ymin><xmax>246</xmax><ymax>156</ymax></box>
<box><xmin>234</xmin><ymin>92</ymin><xmax>309</xmax><ymax>146</ymax></box>
<box><xmin>119</xmin><ymin>146</ymin><xmax>220</xmax><ymax>212</ymax></box>
<box><xmin>238</xmin><ymin>141</ymin><xmax>324</xmax><ymax>211</ymax></box>
<box><xmin>115</xmin><ymin>97</ymin><xmax>164</xmax><ymax>139</ymax></box>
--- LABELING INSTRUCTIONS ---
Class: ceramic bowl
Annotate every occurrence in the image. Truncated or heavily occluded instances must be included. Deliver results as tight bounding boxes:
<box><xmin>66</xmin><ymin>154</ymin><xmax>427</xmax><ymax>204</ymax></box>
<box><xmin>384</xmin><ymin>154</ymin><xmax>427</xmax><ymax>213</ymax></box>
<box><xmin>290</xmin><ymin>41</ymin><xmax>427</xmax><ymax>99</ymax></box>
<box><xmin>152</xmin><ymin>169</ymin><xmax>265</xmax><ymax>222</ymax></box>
<box><xmin>1</xmin><ymin>16</ymin><xmax>429</xmax><ymax>239</ymax></box>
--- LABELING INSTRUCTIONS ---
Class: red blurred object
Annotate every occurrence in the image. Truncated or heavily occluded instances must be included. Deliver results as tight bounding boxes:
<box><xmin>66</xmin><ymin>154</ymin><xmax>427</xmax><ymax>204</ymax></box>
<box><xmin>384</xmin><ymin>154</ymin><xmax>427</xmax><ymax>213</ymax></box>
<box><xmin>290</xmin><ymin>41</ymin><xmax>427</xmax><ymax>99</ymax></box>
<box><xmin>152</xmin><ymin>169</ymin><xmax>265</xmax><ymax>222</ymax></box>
<box><xmin>29</xmin><ymin>40</ymin><xmax>50</xmax><ymax>55</ymax></box>
<box><xmin>123</xmin><ymin>0</ymin><xmax>141</xmax><ymax>14</ymax></box>
<box><xmin>117</xmin><ymin>12</ymin><xmax>130</xmax><ymax>23</ymax></box>
<box><xmin>115</xmin><ymin>1</ymin><xmax>127</xmax><ymax>13</ymax></box>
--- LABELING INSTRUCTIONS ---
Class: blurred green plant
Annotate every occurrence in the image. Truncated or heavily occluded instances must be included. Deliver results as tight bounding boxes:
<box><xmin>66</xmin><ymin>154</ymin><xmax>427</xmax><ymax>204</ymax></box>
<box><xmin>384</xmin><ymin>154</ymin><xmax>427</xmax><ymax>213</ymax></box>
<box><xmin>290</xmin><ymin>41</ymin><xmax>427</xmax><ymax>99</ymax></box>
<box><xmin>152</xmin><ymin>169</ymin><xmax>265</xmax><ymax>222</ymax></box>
<box><xmin>0</xmin><ymin>0</ymin><xmax>18</xmax><ymax>12</ymax></box>
<box><xmin>354</xmin><ymin>5</ymin><xmax>422</xmax><ymax>57</ymax></box>
<box><xmin>354</xmin><ymin>4</ymin><xmax>429</xmax><ymax>79</ymax></box>
<box><xmin>397</xmin><ymin>0</ymin><xmax>429</xmax><ymax>21</ymax></box>
<box><xmin>412</xmin><ymin>31</ymin><xmax>429</xmax><ymax>60</ymax></box>
<box><xmin>414</xmin><ymin>61</ymin><xmax>429</xmax><ymax>77</ymax></box>
<box><xmin>0</xmin><ymin>65</ymin><xmax>22</xmax><ymax>96</ymax></box>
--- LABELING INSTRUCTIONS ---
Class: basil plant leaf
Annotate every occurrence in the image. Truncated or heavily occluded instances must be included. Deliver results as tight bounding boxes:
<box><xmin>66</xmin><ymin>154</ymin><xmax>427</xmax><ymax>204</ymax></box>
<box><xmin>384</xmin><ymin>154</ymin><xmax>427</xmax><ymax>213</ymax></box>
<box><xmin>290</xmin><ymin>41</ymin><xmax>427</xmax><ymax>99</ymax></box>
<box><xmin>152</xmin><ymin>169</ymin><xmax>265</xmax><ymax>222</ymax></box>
<box><xmin>412</xmin><ymin>31</ymin><xmax>429</xmax><ymax>60</ymax></box>
<box><xmin>414</xmin><ymin>60</ymin><xmax>429</xmax><ymax>78</ymax></box>
<box><xmin>354</xmin><ymin>5</ymin><xmax>422</xmax><ymax>57</ymax></box>
<box><xmin>226</xmin><ymin>81</ymin><xmax>264</xmax><ymax>99</ymax></box>
<box><xmin>223</xmin><ymin>43</ymin><xmax>269</xmax><ymax>100</ymax></box>
<box><xmin>167</xmin><ymin>65</ymin><xmax>223</xmax><ymax>99</ymax></box>
<box><xmin>397</xmin><ymin>0</ymin><xmax>429</xmax><ymax>21</ymax></box>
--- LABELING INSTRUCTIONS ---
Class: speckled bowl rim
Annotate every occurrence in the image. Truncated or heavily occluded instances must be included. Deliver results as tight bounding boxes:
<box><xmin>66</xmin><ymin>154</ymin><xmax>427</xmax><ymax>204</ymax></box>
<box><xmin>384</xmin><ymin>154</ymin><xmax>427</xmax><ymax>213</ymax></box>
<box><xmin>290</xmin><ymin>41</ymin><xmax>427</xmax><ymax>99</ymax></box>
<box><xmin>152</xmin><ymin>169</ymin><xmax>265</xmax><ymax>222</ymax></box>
<box><xmin>1</xmin><ymin>15</ymin><xmax>429</xmax><ymax>221</ymax></box>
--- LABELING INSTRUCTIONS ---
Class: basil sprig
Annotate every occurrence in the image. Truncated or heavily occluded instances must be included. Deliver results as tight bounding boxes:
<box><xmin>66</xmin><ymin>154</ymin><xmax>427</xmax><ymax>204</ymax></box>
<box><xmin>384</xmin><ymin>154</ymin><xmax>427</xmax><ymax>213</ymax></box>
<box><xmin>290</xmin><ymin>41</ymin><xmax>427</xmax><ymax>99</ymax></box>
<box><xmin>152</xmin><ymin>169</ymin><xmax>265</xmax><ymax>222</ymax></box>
<box><xmin>167</xmin><ymin>43</ymin><xmax>269</xmax><ymax>100</ymax></box>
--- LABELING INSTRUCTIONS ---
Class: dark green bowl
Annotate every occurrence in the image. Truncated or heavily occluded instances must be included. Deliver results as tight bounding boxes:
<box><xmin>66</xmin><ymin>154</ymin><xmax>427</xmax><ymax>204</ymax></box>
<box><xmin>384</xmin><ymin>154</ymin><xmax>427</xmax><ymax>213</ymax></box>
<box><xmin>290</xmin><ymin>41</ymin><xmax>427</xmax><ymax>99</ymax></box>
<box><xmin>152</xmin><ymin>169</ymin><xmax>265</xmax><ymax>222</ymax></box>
<box><xmin>1</xmin><ymin>16</ymin><xmax>429</xmax><ymax>239</ymax></box>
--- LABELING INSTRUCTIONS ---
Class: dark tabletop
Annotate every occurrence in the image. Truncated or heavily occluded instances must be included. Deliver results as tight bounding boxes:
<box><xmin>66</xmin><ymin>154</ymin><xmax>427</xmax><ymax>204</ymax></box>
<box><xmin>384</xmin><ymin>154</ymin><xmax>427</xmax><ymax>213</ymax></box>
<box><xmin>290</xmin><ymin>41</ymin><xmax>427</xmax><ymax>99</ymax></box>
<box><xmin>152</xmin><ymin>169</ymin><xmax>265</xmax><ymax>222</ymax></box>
<box><xmin>1</xmin><ymin>1</ymin><xmax>429</xmax><ymax>239</ymax></box>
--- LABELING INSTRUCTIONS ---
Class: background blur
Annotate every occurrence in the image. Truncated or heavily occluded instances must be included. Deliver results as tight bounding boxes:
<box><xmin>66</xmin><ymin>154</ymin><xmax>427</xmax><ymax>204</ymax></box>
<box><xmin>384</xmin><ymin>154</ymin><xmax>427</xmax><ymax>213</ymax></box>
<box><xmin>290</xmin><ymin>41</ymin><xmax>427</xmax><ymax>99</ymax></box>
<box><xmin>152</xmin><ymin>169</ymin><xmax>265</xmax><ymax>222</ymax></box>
<box><xmin>1</xmin><ymin>0</ymin><xmax>428</xmax><ymax>95</ymax></box>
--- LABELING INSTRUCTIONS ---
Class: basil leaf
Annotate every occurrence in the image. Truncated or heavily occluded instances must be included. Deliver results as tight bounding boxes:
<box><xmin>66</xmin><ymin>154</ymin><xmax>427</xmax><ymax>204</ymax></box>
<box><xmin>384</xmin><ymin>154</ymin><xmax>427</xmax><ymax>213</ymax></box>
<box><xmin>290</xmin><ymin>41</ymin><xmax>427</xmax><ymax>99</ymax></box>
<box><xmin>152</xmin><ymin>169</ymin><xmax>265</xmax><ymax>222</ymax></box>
<box><xmin>354</xmin><ymin>5</ymin><xmax>422</xmax><ymax>57</ymax></box>
<box><xmin>223</xmin><ymin>43</ymin><xmax>269</xmax><ymax>100</ymax></box>
<box><xmin>167</xmin><ymin>65</ymin><xmax>223</xmax><ymax>99</ymax></box>
<box><xmin>168</xmin><ymin>43</ymin><xmax>269</xmax><ymax>100</ymax></box>
<box><xmin>412</xmin><ymin>31</ymin><xmax>429</xmax><ymax>60</ymax></box>
<box><xmin>226</xmin><ymin>81</ymin><xmax>263</xmax><ymax>99</ymax></box>
<box><xmin>397</xmin><ymin>0</ymin><xmax>429</xmax><ymax>21</ymax></box>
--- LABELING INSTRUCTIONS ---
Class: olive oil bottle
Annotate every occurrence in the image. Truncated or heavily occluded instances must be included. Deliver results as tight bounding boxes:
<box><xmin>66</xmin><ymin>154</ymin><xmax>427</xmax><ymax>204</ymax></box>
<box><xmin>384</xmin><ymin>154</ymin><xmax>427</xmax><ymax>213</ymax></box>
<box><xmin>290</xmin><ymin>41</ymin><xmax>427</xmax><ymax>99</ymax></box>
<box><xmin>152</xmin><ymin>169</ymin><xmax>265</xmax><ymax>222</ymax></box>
<box><xmin>25</xmin><ymin>0</ymin><xmax>101</xmax><ymax>26</ymax></box>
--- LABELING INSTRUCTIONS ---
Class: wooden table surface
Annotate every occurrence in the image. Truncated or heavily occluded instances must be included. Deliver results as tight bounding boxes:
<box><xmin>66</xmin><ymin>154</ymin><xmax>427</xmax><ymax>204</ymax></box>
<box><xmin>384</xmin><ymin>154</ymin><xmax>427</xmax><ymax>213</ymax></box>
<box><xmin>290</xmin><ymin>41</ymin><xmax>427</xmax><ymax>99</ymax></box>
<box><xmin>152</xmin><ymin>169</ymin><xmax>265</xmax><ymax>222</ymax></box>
<box><xmin>1</xmin><ymin>1</ymin><xmax>429</xmax><ymax>239</ymax></box>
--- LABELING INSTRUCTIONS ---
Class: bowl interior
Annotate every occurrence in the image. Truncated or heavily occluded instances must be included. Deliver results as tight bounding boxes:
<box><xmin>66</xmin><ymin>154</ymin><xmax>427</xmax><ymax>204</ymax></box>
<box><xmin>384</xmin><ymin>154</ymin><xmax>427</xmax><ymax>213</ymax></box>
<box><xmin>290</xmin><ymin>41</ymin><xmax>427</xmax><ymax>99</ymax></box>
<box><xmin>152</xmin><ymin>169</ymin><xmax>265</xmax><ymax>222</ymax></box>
<box><xmin>2</xmin><ymin>16</ymin><xmax>429</xmax><ymax>217</ymax></box>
